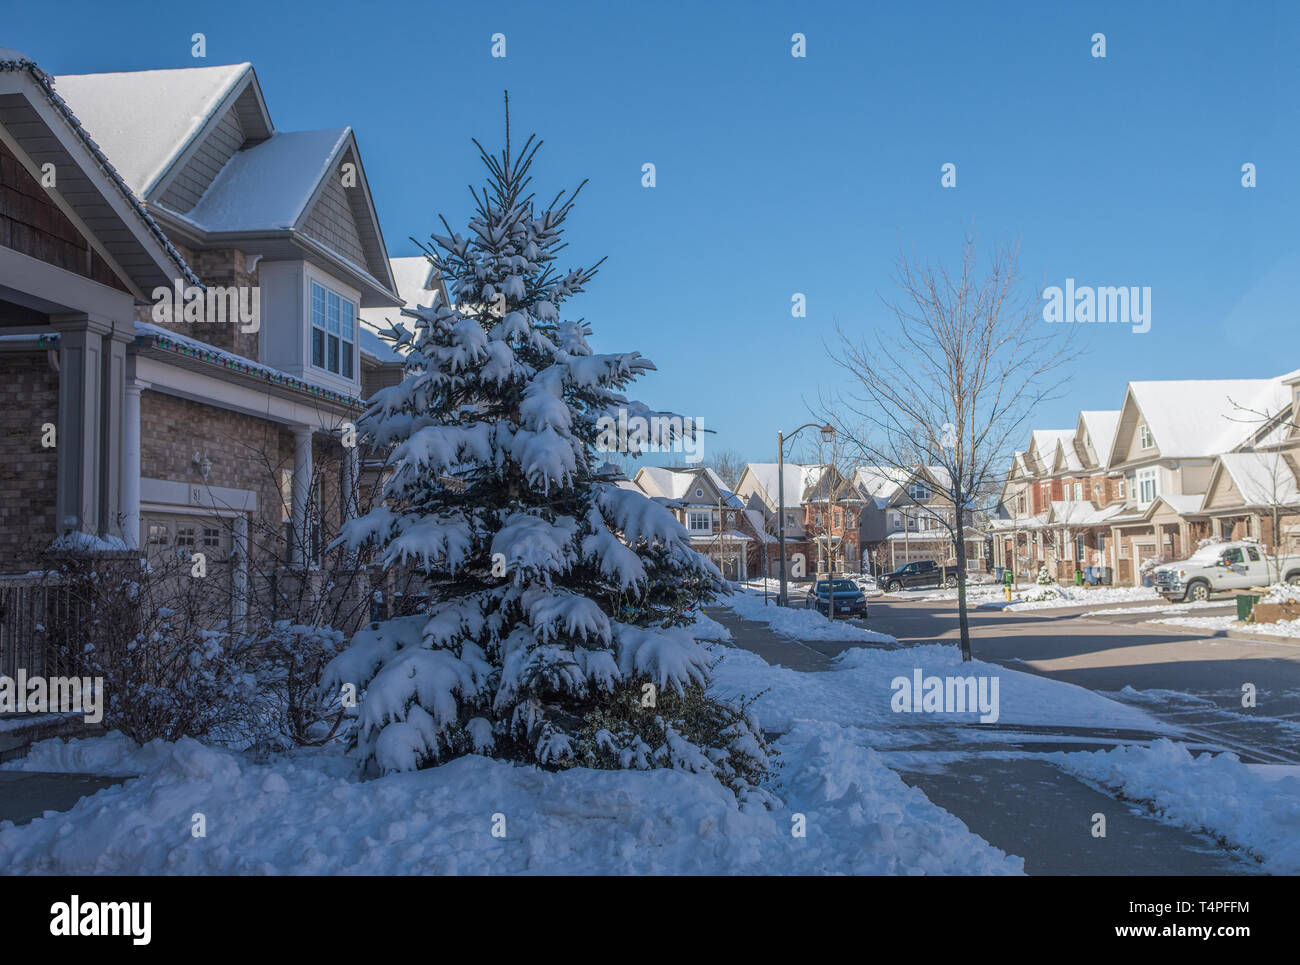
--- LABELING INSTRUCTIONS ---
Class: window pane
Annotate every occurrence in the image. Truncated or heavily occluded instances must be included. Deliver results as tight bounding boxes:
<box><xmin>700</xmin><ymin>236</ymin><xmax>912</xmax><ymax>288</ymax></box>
<box><xmin>341</xmin><ymin>300</ymin><xmax>354</xmax><ymax>339</ymax></box>
<box><xmin>312</xmin><ymin>328</ymin><xmax>325</xmax><ymax>367</ymax></box>
<box><xmin>312</xmin><ymin>284</ymin><xmax>325</xmax><ymax>329</ymax></box>
<box><xmin>342</xmin><ymin>342</ymin><xmax>353</xmax><ymax>379</ymax></box>
<box><xmin>328</xmin><ymin>335</ymin><xmax>339</xmax><ymax>373</ymax></box>
<box><xmin>327</xmin><ymin>292</ymin><xmax>340</xmax><ymax>334</ymax></box>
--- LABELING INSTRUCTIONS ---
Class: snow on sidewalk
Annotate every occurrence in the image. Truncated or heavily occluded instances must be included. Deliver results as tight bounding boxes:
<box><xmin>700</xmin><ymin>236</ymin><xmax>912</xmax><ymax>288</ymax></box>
<box><xmin>0</xmin><ymin>722</ymin><xmax>1021</xmax><ymax>875</ymax></box>
<box><xmin>911</xmin><ymin>583</ymin><xmax>1161</xmax><ymax>611</ymax></box>
<box><xmin>720</xmin><ymin>588</ymin><xmax>896</xmax><ymax>644</ymax></box>
<box><xmin>1053</xmin><ymin>739</ymin><xmax>1300</xmax><ymax>874</ymax></box>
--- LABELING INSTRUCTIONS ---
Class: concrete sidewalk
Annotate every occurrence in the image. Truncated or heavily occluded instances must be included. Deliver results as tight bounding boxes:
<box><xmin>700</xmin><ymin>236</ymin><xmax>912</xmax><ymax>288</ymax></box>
<box><xmin>710</xmin><ymin>603</ymin><xmax>1265</xmax><ymax>876</ymax></box>
<box><xmin>0</xmin><ymin>771</ymin><xmax>127</xmax><ymax>826</ymax></box>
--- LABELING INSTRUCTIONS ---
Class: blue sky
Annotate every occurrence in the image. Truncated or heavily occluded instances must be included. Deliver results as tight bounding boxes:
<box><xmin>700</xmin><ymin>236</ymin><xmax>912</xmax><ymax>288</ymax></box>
<box><xmin>9</xmin><ymin>0</ymin><xmax>1300</xmax><ymax>466</ymax></box>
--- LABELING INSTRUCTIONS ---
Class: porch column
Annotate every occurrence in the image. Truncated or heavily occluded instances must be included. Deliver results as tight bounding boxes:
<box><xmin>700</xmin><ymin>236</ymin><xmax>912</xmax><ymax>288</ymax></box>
<box><xmin>120</xmin><ymin>378</ymin><xmax>146</xmax><ymax>548</ymax></box>
<box><xmin>292</xmin><ymin>426</ymin><xmax>314</xmax><ymax>568</ymax></box>
<box><xmin>99</xmin><ymin>322</ymin><xmax>129</xmax><ymax>541</ymax></box>
<box><xmin>51</xmin><ymin>314</ymin><xmax>110</xmax><ymax>537</ymax></box>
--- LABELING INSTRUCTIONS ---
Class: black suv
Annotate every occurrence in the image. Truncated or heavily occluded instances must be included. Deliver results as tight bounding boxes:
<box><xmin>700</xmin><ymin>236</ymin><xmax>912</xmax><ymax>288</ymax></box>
<box><xmin>879</xmin><ymin>560</ymin><xmax>961</xmax><ymax>592</ymax></box>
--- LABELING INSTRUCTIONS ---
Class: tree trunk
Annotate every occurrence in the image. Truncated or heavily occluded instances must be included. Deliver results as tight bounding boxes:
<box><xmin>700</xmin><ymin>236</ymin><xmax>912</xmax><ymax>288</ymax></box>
<box><xmin>954</xmin><ymin>507</ymin><xmax>972</xmax><ymax>662</ymax></box>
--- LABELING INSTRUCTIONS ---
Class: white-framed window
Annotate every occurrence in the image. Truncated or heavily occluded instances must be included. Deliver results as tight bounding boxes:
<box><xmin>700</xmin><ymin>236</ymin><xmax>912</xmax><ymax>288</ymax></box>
<box><xmin>908</xmin><ymin>481</ymin><xmax>929</xmax><ymax>501</ymax></box>
<box><xmin>785</xmin><ymin>511</ymin><xmax>797</xmax><ymax>527</ymax></box>
<box><xmin>694</xmin><ymin>488</ymin><xmax>704</xmax><ymax>498</ymax></box>
<box><xmin>1136</xmin><ymin>467</ymin><xmax>1158</xmax><ymax>504</ymax></box>
<box><xmin>688</xmin><ymin>511</ymin><xmax>710</xmax><ymax>532</ymax></box>
<box><xmin>814</xmin><ymin>510</ymin><xmax>823</xmax><ymax>526</ymax></box>
<box><xmin>310</xmin><ymin>281</ymin><xmax>356</xmax><ymax>378</ymax></box>
<box><xmin>1072</xmin><ymin>482</ymin><xmax>1082</xmax><ymax>500</ymax></box>
<box><xmin>1138</xmin><ymin>424</ymin><xmax>1154</xmax><ymax>450</ymax></box>
<box><xmin>1117</xmin><ymin>479</ymin><xmax>1126</xmax><ymax>498</ymax></box>
<box><xmin>890</xmin><ymin>512</ymin><xmax>901</xmax><ymax>530</ymax></box>
<box><xmin>833</xmin><ymin>510</ymin><xmax>842</xmax><ymax>529</ymax></box>
<box><xmin>176</xmin><ymin>525</ymin><xmax>196</xmax><ymax>548</ymax></box>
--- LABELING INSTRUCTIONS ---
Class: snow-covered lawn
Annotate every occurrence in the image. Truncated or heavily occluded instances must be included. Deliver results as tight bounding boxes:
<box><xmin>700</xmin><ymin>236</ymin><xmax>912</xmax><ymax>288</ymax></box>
<box><xmin>1084</xmin><ymin>600</ymin><xmax>1229</xmax><ymax>617</ymax></box>
<box><xmin>1150</xmin><ymin>614</ymin><xmax>1300</xmax><ymax>639</ymax></box>
<box><xmin>1054</xmin><ymin>739</ymin><xmax>1300</xmax><ymax>875</ymax></box>
<box><xmin>908</xmin><ymin>583</ymin><xmax>1161</xmax><ymax>611</ymax></box>
<box><xmin>710</xmin><ymin>641</ymin><xmax>1170</xmax><ymax>738</ymax></box>
<box><xmin>0</xmin><ymin>690</ymin><xmax>1022</xmax><ymax>876</ymax></box>
<box><xmin>720</xmin><ymin>587</ymin><xmax>896</xmax><ymax>644</ymax></box>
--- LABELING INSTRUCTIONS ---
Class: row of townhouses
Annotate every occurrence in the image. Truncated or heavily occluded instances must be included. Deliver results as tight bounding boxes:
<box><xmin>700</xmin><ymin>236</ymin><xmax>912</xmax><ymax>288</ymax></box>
<box><xmin>0</xmin><ymin>53</ymin><xmax>445</xmax><ymax>637</ymax></box>
<box><xmin>990</xmin><ymin>372</ymin><xmax>1300</xmax><ymax>586</ymax></box>
<box><xmin>621</xmin><ymin>461</ymin><xmax>988</xmax><ymax>582</ymax></box>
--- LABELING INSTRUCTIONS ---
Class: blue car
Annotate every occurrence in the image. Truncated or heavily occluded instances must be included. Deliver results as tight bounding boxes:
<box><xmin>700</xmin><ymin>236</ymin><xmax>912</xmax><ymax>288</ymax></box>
<box><xmin>803</xmin><ymin>578</ymin><xmax>868</xmax><ymax>618</ymax></box>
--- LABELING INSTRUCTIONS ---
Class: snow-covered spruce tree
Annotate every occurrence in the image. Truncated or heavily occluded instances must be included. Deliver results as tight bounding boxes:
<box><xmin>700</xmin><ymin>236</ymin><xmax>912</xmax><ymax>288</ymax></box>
<box><xmin>322</xmin><ymin>119</ymin><xmax>771</xmax><ymax>801</ymax></box>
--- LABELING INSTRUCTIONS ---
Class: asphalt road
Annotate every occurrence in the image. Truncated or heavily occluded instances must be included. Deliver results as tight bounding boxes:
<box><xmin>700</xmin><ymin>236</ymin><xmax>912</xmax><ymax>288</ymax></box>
<box><xmin>839</xmin><ymin>595</ymin><xmax>1300</xmax><ymax>764</ymax></box>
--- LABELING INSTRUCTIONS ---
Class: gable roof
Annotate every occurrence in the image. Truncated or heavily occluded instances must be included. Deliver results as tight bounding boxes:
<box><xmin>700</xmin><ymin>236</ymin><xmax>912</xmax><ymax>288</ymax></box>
<box><xmin>1109</xmin><ymin>377</ymin><xmax>1292</xmax><ymax>465</ymax></box>
<box><xmin>53</xmin><ymin>63</ymin><xmax>260</xmax><ymax>200</ymax></box>
<box><xmin>1050</xmin><ymin>434</ymin><xmax>1082</xmax><ymax>473</ymax></box>
<box><xmin>1027</xmin><ymin>429</ymin><xmax>1073</xmax><ymax>472</ymax></box>
<box><xmin>0</xmin><ymin>49</ymin><xmax>199</xmax><ymax>293</ymax></box>
<box><xmin>740</xmin><ymin>463</ymin><xmax>827</xmax><ymax>507</ymax></box>
<box><xmin>633</xmin><ymin>466</ymin><xmax>742</xmax><ymax>506</ymax></box>
<box><xmin>181</xmin><ymin>128</ymin><xmax>348</xmax><ymax>231</ymax></box>
<box><xmin>1077</xmin><ymin>410</ymin><xmax>1121</xmax><ymax>469</ymax></box>
<box><xmin>1206</xmin><ymin>452</ymin><xmax>1300</xmax><ymax>509</ymax></box>
<box><xmin>53</xmin><ymin>62</ymin><xmax>398</xmax><ymax>306</ymax></box>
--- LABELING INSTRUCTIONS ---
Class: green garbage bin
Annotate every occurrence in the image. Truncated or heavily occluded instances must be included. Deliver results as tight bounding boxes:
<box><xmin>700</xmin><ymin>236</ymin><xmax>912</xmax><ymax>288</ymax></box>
<box><xmin>1074</xmin><ymin>570</ymin><xmax>1084</xmax><ymax>586</ymax></box>
<box><xmin>1236</xmin><ymin>594</ymin><xmax>1259</xmax><ymax>622</ymax></box>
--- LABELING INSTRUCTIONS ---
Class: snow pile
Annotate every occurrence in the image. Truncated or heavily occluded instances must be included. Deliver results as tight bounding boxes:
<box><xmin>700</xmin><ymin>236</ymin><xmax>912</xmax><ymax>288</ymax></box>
<box><xmin>1054</xmin><ymin>739</ymin><xmax>1300</xmax><ymax>874</ymax></box>
<box><xmin>709</xmin><ymin>642</ymin><xmax>1168</xmax><ymax>737</ymax></box>
<box><xmin>1003</xmin><ymin>584</ymin><xmax>1160</xmax><ymax>611</ymax></box>
<box><xmin>0</xmin><ymin>721</ymin><xmax>1021</xmax><ymax>875</ymax></box>
<box><xmin>721</xmin><ymin>589</ymin><xmax>896</xmax><ymax>644</ymax></box>
<box><xmin>1085</xmin><ymin>601</ymin><xmax>1227</xmax><ymax>616</ymax></box>
<box><xmin>1152</xmin><ymin>615</ymin><xmax>1300</xmax><ymax>639</ymax></box>
<box><xmin>1260</xmin><ymin>583</ymin><xmax>1300</xmax><ymax>605</ymax></box>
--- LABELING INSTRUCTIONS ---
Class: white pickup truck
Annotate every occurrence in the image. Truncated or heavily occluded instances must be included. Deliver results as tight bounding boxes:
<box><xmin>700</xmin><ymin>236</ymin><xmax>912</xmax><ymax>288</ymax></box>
<box><xmin>1152</xmin><ymin>541</ymin><xmax>1300</xmax><ymax>602</ymax></box>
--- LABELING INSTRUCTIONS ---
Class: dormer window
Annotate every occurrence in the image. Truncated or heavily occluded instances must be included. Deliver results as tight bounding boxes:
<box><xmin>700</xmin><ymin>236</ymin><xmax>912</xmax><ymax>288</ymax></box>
<box><xmin>1138</xmin><ymin>424</ymin><xmax>1153</xmax><ymax>450</ymax></box>
<box><xmin>907</xmin><ymin>481</ymin><xmax>930</xmax><ymax>501</ymax></box>
<box><xmin>311</xmin><ymin>281</ymin><xmax>356</xmax><ymax>378</ymax></box>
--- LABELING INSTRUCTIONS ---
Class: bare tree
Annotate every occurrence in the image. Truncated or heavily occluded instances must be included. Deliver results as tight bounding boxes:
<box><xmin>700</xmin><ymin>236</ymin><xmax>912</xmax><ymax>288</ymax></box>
<box><xmin>704</xmin><ymin>448</ymin><xmax>747</xmax><ymax>490</ymax></box>
<box><xmin>1225</xmin><ymin>397</ymin><xmax>1300</xmax><ymax>583</ymax></box>
<box><xmin>824</xmin><ymin>235</ymin><xmax>1075</xmax><ymax>660</ymax></box>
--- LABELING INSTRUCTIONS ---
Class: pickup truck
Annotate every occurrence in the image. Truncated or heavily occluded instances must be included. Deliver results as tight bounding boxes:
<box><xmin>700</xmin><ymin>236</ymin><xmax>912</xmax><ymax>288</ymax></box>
<box><xmin>879</xmin><ymin>559</ymin><xmax>962</xmax><ymax>593</ymax></box>
<box><xmin>1152</xmin><ymin>541</ymin><xmax>1300</xmax><ymax>602</ymax></box>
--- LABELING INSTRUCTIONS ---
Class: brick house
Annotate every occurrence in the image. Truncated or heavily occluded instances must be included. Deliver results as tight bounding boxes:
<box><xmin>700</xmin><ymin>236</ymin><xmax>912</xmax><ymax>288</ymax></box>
<box><xmin>0</xmin><ymin>53</ymin><xmax>413</xmax><ymax>631</ymax></box>
<box><xmin>733</xmin><ymin>463</ymin><xmax>862</xmax><ymax>578</ymax></box>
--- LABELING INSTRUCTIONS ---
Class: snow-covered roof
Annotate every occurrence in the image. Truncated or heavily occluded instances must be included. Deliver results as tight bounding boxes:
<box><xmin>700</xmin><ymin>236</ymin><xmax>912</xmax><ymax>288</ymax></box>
<box><xmin>743</xmin><ymin>463</ymin><xmax>828</xmax><ymax>506</ymax></box>
<box><xmin>360</xmin><ymin>256</ymin><xmax>442</xmax><ymax>340</ymax></box>
<box><xmin>1143</xmin><ymin>493</ymin><xmax>1205</xmax><ymax>518</ymax></box>
<box><xmin>181</xmin><ymin>129</ymin><xmax>350</xmax><ymax>232</ymax></box>
<box><xmin>1028</xmin><ymin>429</ymin><xmax>1073</xmax><ymax>471</ymax></box>
<box><xmin>54</xmin><ymin>63</ymin><xmax>252</xmax><ymax>199</ymax></box>
<box><xmin>1114</xmin><ymin>377</ymin><xmax>1293</xmax><ymax>462</ymax></box>
<box><xmin>134</xmin><ymin>321</ymin><xmax>362</xmax><ymax>407</ymax></box>
<box><xmin>636</xmin><ymin>466</ymin><xmax>741</xmax><ymax>506</ymax></box>
<box><xmin>1211</xmin><ymin>452</ymin><xmax>1300</xmax><ymax>508</ymax></box>
<box><xmin>1051</xmin><ymin>435</ymin><xmax>1083</xmax><ymax>473</ymax></box>
<box><xmin>0</xmin><ymin>51</ymin><xmax>200</xmax><ymax>289</ymax></box>
<box><xmin>1077</xmin><ymin>410</ymin><xmax>1121</xmax><ymax>468</ymax></box>
<box><xmin>1045</xmin><ymin>501</ymin><xmax>1124</xmax><ymax>527</ymax></box>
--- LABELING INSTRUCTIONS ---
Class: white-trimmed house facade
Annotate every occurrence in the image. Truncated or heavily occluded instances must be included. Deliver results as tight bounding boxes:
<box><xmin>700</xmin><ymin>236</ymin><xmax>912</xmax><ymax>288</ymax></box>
<box><xmin>1</xmin><ymin>53</ymin><xmax>408</xmax><ymax>632</ymax></box>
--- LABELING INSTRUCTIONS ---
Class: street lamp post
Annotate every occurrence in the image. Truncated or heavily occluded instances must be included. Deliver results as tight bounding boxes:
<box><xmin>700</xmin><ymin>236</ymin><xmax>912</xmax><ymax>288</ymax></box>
<box><xmin>777</xmin><ymin>422</ymin><xmax>835</xmax><ymax>607</ymax></box>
